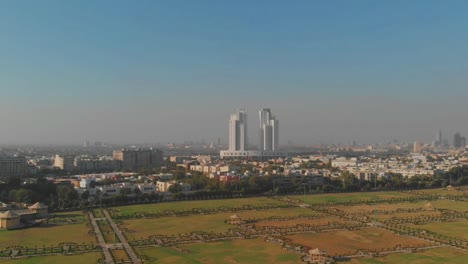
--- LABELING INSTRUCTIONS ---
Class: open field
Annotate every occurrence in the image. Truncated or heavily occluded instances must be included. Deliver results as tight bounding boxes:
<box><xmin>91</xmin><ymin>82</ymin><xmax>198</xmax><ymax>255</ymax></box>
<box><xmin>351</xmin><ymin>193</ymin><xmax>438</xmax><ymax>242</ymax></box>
<box><xmin>111</xmin><ymin>197</ymin><xmax>288</xmax><ymax>216</ymax></box>
<box><xmin>333</xmin><ymin>201</ymin><xmax>429</xmax><ymax>214</ymax></box>
<box><xmin>286</xmin><ymin>227</ymin><xmax>432</xmax><ymax>256</ymax></box>
<box><xmin>122</xmin><ymin>213</ymin><xmax>233</xmax><ymax>239</ymax></box>
<box><xmin>0</xmin><ymin>252</ymin><xmax>101</xmax><ymax>264</ymax></box>
<box><xmin>136</xmin><ymin>238</ymin><xmax>299</xmax><ymax>264</ymax></box>
<box><xmin>373</xmin><ymin>211</ymin><xmax>441</xmax><ymax>221</ymax></box>
<box><xmin>349</xmin><ymin>247</ymin><xmax>468</xmax><ymax>264</ymax></box>
<box><xmin>409</xmin><ymin>220</ymin><xmax>468</xmax><ymax>240</ymax></box>
<box><xmin>255</xmin><ymin>216</ymin><xmax>350</xmax><ymax>228</ymax></box>
<box><xmin>122</xmin><ymin>207</ymin><xmax>318</xmax><ymax>239</ymax></box>
<box><xmin>405</xmin><ymin>187</ymin><xmax>468</xmax><ymax>196</ymax></box>
<box><xmin>430</xmin><ymin>200</ymin><xmax>468</xmax><ymax>212</ymax></box>
<box><xmin>0</xmin><ymin>223</ymin><xmax>95</xmax><ymax>248</ymax></box>
<box><xmin>2</xmin><ymin>189</ymin><xmax>466</xmax><ymax>263</ymax></box>
<box><xmin>291</xmin><ymin>191</ymin><xmax>414</xmax><ymax>205</ymax></box>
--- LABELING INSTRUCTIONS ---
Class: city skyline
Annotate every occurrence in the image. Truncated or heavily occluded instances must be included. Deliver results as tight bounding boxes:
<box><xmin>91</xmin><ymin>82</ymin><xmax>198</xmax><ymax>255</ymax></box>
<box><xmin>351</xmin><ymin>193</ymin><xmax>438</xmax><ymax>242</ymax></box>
<box><xmin>1</xmin><ymin>1</ymin><xmax>468</xmax><ymax>145</ymax></box>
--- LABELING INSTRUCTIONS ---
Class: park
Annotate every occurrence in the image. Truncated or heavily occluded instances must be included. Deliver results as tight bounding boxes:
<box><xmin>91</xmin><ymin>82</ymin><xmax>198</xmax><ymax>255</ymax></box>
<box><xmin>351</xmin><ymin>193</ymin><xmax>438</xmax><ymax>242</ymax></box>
<box><xmin>0</xmin><ymin>187</ymin><xmax>467</xmax><ymax>263</ymax></box>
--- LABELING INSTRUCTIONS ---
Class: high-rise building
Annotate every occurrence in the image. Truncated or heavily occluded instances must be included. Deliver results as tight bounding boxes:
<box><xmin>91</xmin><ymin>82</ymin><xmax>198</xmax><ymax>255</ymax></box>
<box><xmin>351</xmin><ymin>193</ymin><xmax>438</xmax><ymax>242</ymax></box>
<box><xmin>0</xmin><ymin>155</ymin><xmax>27</xmax><ymax>180</ymax></box>
<box><xmin>453</xmin><ymin>133</ymin><xmax>466</xmax><ymax>148</ymax></box>
<box><xmin>437</xmin><ymin>130</ymin><xmax>442</xmax><ymax>146</ymax></box>
<box><xmin>228</xmin><ymin>109</ymin><xmax>247</xmax><ymax>151</ymax></box>
<box><xmin>221</xmin><ymin>108</ymin><xmax>285</xmax><ymax>160</ymax></box>
<box><xmin>413</xmin><ymin>141</ymin><xmax>422</xmax><ymax>153</ymax></box>
<box><xmin>54</xmin><ymin>155</ymin><xmax>75</xmax><ymax>171</ymax></box>
<box><xmin>258</xmin><ymin>108</ymin><xmax>279</xmax><ymax>151</ymax></box>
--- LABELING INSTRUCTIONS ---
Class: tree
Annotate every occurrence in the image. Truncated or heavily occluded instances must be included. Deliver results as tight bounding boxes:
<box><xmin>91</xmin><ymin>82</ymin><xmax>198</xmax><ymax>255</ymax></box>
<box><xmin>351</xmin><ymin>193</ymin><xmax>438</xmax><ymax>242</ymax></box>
<box><xmin>81</xmin><ymin>190</ymin><xmax>90</xmax><ymax>200</ymax></box>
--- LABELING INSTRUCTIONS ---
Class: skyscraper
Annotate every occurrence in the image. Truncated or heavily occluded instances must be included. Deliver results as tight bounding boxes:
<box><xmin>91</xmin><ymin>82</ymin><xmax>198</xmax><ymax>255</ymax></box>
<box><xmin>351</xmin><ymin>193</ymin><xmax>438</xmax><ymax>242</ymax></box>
<box><xmin>453</xmin><ymin>132</ymin><xmax>466</xmax><ymax>148</ymax></box>
<box><xmin>413</xmin><ymin>141</ymin><xmax>422</xmax><ymax>153</ymax></box>
<box><xmin>437</xmin><ymin>130</ymin><xmax>442</xmax><ymax>146</ymax></box>
<box><xmin>258</xmin><ymin>108</ymin><xmax>279</xmax><ymax>151</ymax></box>
<box><xmin>228</xmin><ymin>109</ymin><xmax>247</xmax><ymax>151</ymax></box>
<box><xmin>220</xmin><ymin>108</ymin><xmax>285</xmax><ymax>160</ymax></box>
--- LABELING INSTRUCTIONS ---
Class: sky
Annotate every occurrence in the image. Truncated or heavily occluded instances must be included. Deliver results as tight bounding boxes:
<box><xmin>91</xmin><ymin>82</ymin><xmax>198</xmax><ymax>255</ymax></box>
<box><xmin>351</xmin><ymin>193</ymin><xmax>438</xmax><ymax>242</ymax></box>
<box><xmin>1</xmin><ymin>0</ymin><xmax>467</xmax><ymax>145</ymax></box>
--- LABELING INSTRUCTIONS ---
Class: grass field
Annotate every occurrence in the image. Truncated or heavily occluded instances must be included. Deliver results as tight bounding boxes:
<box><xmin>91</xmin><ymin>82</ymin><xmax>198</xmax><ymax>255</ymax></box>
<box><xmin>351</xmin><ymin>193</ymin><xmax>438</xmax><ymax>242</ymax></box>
<box><xmin>291</xmin><ymin>191</ymin><xmax>414</xmax><ymax>205</ymax></box>
<box><xmin>0</xmin><ymin>252</ymin><xmax>101</xmax><ymax>264</ymax></box>
<box><xmin>255</xmin><ymin>216</ymin><xmax>349</xmax><ymax>228</ymax></box>
<box><xmin>122</xmin><ymin>213</ymin><xmax>233</xmax><ymax>239</ymax></box>
<box><xmin>430</xmin><ymin>200</ymin><xmax>468</xmax><ymax>212</ymax></box>
<box><xmin>0</xmin><ymin>223</ymin><xmax>96</xmax><ymax>248</ymax></box>
<box><xmin>136</xmin><ymin>238</ymin><xmax>299</xmax><ymax>264</ymax></box>
<box><xmin>333</xmin><ymin>201</ymin><xmax>429</xmax><ymax>214</ymax></box>
<box><xmin>406</xmin><ymin>187</ymin><xmax>468</xmax><ymax>196</ymax></box>
<box><xmin>374</xmin><ymin>211</ymin><xmax>441</xmax><ymax>221</ymax></box>
<box><xmin>112</xmin><ymin>197</ymin><xmax>288</xmax><ymax>216</ymax></box>
<box><xmin>349</xmin><ymin>247</ymin><xmax>468</xmax><ymax>264</ymax></box>
<box><xmin>286</xmin><ymin>227</ymin><xmax>432</xmax><ymax>256</ymax></box>
<box><xmin>122</xmin><ymin>207</ymin><xmax>317</xmax><ymax>240</ymax></box>
<box><xmin>1</xmin><ymin>189</ymin><xmax>466</xmax><ymax>263</ymax></box>
<box><xmin>409</xmin><ymin>220</ymin><xmax>468</xmax><ymax>240</ymax></box>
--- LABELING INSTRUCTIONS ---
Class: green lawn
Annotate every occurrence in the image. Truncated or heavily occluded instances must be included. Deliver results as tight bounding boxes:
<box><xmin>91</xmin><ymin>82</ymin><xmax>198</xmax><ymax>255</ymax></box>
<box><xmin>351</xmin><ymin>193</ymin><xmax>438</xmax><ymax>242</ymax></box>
<box><xmin>0</xmin><ymin>252</ymin><xmax>101</xmax><ymax>264</ymax></box>
<box><xmin>430</xmin><ymin>200</ymin><xmax>468</xmax><ymax>212</ymax></box>
<box><xmin>0</xmin><ymin>223</ymin><xmax>96</xmax><ymax>248</ymax></box>
<box><xmin>351</xmin><ymin>247</ymin><xmax>468</xmax><ymax>264</ymax></box>
<box><xmin>136</xmin><ymin>238</ymin><xmax>299</xmax><ymax>264</ymax></box>
<box><xmin>292</xmin><ymin>191</ymin><xmax>413</xmax><ymax>205</ymax></box>
<box><xmin>112</xmin><ymin>197</ymin><xmax>287</xmax><ymax>216</ymax></box>
<box><xmin>410</xmin><ymin>220</ymin><xmax>468</xmax><ymax>240</ymax></box>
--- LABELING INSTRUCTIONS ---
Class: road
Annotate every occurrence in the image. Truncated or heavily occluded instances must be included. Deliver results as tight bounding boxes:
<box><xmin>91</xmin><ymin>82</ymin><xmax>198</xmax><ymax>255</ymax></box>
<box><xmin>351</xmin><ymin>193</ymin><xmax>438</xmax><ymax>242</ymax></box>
<box><xmin>103</xmin><ymin>209</ymin><xmax>142</xmax><ymax>264</ymax></box>
<box><xmin>88</xmin><ymin>211</ymin><xmax>114</xmax><ymax>264</ymax></box>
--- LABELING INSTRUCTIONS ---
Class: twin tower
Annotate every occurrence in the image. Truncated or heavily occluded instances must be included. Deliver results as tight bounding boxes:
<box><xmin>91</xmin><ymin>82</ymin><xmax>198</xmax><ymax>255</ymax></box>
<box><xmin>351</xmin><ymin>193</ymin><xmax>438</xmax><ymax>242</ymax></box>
<box><xmin>221</xmin><ymin>109</ymin><xmax>284</xmax><ymax>160</ymax></box>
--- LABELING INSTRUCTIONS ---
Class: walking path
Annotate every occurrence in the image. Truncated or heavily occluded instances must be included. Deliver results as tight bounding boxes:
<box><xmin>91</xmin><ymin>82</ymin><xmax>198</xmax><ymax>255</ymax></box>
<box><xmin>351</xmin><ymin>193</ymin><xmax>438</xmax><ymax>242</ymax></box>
<box><xmin>88</xmin><ymin>211</ymin><xmax>113</xmax><ymax>264</ymax></box>
<box><xmin>103</xmin><ymin>209</ymin><xmax>142</xmax><ymax>264</ymax></box>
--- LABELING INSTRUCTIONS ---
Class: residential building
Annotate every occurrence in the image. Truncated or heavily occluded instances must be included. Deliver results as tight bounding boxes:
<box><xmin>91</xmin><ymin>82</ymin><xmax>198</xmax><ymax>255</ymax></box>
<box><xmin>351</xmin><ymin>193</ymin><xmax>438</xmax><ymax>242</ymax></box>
<box><xmin>54</xmin><ymin>155</ymin><xmax>75</xmax><ymax>171</ymax></box>
<box><xmin>113</xmin><ymin>148</ymin><xmax>164</xmax><ymax>171</ymax></box>
<box><xmin>0</xmin><ymin>155</ymin><xmax>27</xmax><ymax>180</ymax></box>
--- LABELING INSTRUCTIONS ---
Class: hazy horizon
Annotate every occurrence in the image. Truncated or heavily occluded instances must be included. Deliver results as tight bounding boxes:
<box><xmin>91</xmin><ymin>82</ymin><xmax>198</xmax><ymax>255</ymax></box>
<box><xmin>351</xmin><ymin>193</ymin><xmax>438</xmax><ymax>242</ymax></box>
<box><xmin>1</xmin><ymin>1</ymin><xmax>467</xmax><ymax>145</ymax></box>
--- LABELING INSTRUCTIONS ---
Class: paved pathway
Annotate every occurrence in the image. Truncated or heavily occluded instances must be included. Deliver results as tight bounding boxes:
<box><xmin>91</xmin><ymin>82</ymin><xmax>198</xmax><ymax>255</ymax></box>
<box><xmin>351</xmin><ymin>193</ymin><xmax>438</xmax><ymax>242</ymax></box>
<box><xmin>88</xmin><ymin>211</ymin><xmax>114</xmax><ymax>264</ymax></box>
<box><xmin>103</xmin><ymin>209</ymin><xmax>142</xmax><ymax>264</ymax></box>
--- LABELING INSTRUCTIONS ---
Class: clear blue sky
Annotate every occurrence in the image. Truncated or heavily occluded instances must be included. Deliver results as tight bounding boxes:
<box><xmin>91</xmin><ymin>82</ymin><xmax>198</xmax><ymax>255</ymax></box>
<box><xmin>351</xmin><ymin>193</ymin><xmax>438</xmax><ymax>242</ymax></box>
<box><xmin>1</xmin><ymin>0</ymin><xmax>467</xmax><ymax>145</ymax></box>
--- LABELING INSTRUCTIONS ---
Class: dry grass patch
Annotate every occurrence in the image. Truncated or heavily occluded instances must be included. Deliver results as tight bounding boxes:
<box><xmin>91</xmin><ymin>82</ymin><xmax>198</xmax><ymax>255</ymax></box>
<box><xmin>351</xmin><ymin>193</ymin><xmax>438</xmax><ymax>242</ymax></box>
<box><xmin>255</xmin><ymin>216</ymin><xmax>351</xmax><ymax>228</ymax></box>
<box><xmin>333</xmin><ymin>201</ymin><xmax>428</xmax><ymax>214</ymax></box>
<box><xmin>286</xmin><ymin>227</ymin><xmax>432</xmax><ymax>256</ymax></box>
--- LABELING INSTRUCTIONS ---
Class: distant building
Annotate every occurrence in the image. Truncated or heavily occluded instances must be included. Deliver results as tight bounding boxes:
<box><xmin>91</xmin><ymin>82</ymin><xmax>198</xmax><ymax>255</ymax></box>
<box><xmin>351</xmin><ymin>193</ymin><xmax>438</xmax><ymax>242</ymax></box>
<box><xmin>137</xmin><ymin>183</ymin><xmax>157</xmax><ymax>194</ymax></box>
<box><xmin>331</xmin><ymin>157</ymin><xmax>358</xmax><ymax>168</ymax></box>
<box><xmin>258</xmin><ymin>108</ymin><xmax>279</xmax><ymax>151</ymax></box>
<box><xmin>0</xmin><ymin>155</ymin><xmax>27</xmax><ymax>180</ymax></box>
<box><xmin>453</xmin><ymin>133</ymin><xmax>466</xmax><ymax>148</ymax></box>
<box><xmin>229</xmin><ymin>109</ymin><xmax>248</xmax><ymax>151</ymax></box>
<box><xmin>220</xmin><ymin>108</ymin><xmax>285</xmax><ymax>160</ymax></box>
<box><xmin>413</xmin><ymin>141</ymin><xmax>422</xmax><ymax>153</ymax></box>
<box><xmin>156</xmin><ymin>181</ymin><xmax>174</xmax><ymax>192</ymax></box>
<box><xmin>113</xmin><ymin>148</ymin><xmax>164</xmax><ymax>171</ymax></box>
<box><xmin>156</xmin><ymin>181</ymin><xmax>190</xmax><ymax>192</ymax></box>
<box><xmin>54</xmin><ymin>155</ymin><xmax>75</xmax><ymax>171</ymax></box>
<box><xmin>74</xmin><ymin>156</ymin><xmax>119</xmax><ymax>172</ymax></box>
